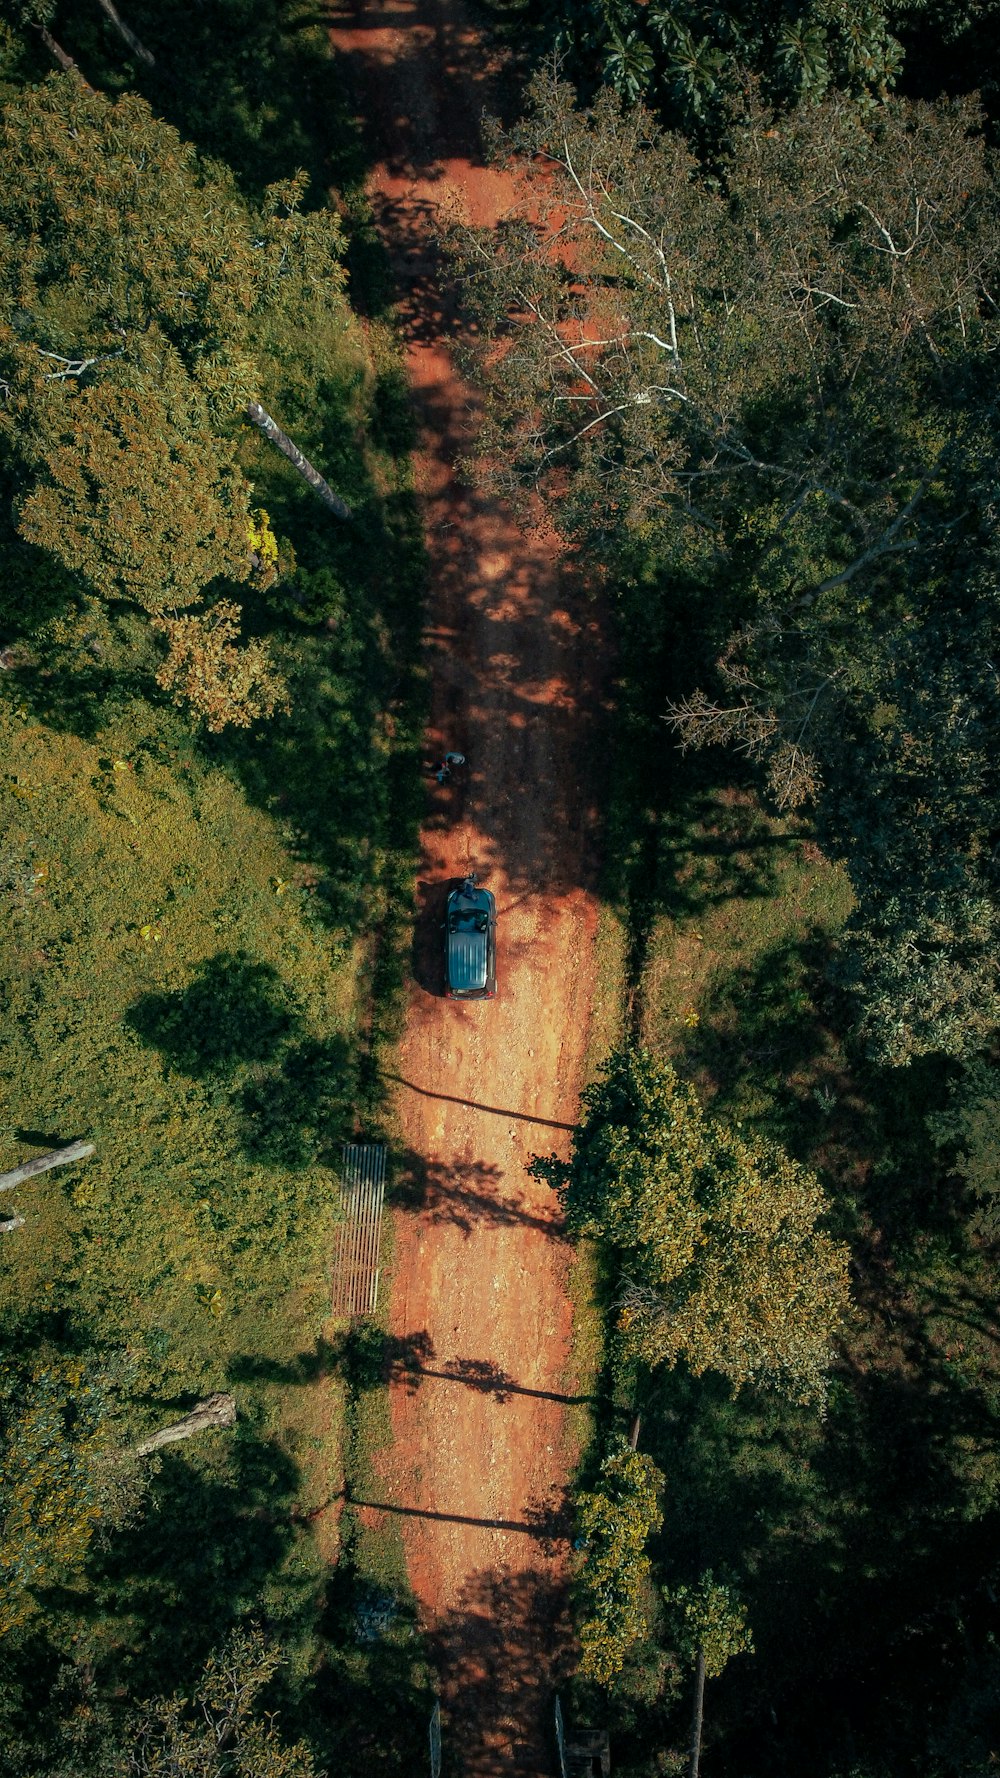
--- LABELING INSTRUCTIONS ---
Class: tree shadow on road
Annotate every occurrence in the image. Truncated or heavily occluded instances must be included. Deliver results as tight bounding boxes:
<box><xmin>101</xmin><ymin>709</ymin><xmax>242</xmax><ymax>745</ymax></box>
<box><xmin>393</xmin><ymin>1148</ymin><xmax>567</xmax><ymax>1239</ymax></box>
<box><xmin>427</xmin><ymin>1566</ymin><xmax>573</xmax><ymax>1778</ymax></box>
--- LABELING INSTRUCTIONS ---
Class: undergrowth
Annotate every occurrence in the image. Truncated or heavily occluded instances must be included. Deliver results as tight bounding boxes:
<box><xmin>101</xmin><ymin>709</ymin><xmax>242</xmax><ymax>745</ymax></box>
<box><xmin>568</xmin><ymin>563</ymin><xmax>1000</xmax><ymax>1776</ymax></box>
<box><xmin>0</xmin><ymin>6</ymin><xmax>433</xmax><ymax>1772</ymax></box>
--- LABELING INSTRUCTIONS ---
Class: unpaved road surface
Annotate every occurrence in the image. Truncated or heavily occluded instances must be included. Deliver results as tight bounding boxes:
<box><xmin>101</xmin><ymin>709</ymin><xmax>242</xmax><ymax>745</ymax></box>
<box><xmin>329</xmin><ymin>4</ymin><xmax>603</xmax><ymax>1770</ymax></box>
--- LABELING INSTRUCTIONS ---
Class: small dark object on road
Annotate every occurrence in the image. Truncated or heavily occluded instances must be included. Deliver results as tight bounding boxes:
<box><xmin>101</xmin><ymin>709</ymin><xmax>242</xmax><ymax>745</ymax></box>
<box><xmin>433</xmin><ymin>750</ymin><xmax>466</xmax><ymax>783</ymax></box>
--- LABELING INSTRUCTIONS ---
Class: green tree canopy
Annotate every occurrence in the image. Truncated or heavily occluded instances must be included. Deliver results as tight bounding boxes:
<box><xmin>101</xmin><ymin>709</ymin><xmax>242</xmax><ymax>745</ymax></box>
<box><xmin>544</xmin><ymin>0</ymin><xmax>905</xmax><ymax>134</ymax></box>
<box><xmin>534</xmin><ymin>1048</ymin><xmax>850</xmax><ymax>1403</ymax></box>
<box><xmin>17</xmin><ymin>372</ymin><xmax>253</xmax><ymax>611</ymax></box>
<box><xmin>666</xmin><ymin>1570</ymin><xmax>753</xmax><ymax>1680</ymax></box>
<box><xmin>0</xmin><ymin>74</ymin><xmax>350</xmax><ymax>724</ymax></box>
<box><xmin>457</xmin><ymin>72</ymin><xmax>1000</xmax><ymax>1062</ymax></box>
<box><xmin>117</xmin><ymin>1629</ymin><xmax>323</xmax><ymax>1778</ymax></box>
<box><xmin>575</xmin><ymin>1437</ymin><xmax>664</xmax><ymax>1686</ymax></box>
<box><xmin>0</xmin><ymin>1351</ymin><xmax>145</xmax><ymax>1635</ymax></box>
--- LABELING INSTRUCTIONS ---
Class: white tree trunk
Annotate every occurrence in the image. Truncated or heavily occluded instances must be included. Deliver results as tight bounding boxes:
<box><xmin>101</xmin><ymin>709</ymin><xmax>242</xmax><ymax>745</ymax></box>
<box><xmin>95</xmin><ymin>0</ymin><xmax>155</xmax><ymax>65</ymax></box>
<box><xmin>0</xmin><ymin>1140</ymin><xmax>95</xmax><ymax>1193</ymax></box>
<box><xmin>136</xmin><ymin>1393</ymin><xmax>237</xmax><ymax>1457</ymax></box>
<box><xmin>245</xmin><ymin>402</ymin><xmax>352</xmax><ymax>519</ymax></box>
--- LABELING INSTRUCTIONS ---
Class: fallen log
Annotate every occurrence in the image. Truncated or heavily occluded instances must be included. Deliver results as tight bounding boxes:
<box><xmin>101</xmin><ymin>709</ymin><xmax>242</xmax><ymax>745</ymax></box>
<box><xmin>136</xmin><ymin>1393</ymin><xmax>237</xmax><ymax>1456</ymax></box>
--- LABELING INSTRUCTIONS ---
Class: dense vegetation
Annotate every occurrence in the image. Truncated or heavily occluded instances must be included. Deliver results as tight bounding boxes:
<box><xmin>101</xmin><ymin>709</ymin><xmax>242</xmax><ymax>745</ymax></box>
<box><xmin>464</xmin><ymin>9</ymin><xmax>1000</xmax><ymax>1775</ymax></box>
<box><xmin>5</xmin><ymin>3</ymin><xmax>1000</xmax><ymax>1777</ymax></box>
<box><xmin>0</xmin><ymin>6</ymin><xmax>431</xmax><ymax>1774</ymax></box>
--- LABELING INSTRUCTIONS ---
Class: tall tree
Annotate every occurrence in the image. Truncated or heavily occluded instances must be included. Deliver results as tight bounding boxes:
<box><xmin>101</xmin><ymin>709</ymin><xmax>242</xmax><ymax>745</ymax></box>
<box><xmin>574</xmin><ymin>1436</ymin><xmax>664</xmax><ymax>1686</ymax></box>
<box><xmin>665</xmin><ymin>1572</ymin><xmax>753</xmax><ymax>1778</ymax></box>
<box><xmin>543</xmin><ymin>0</ymin><xmax>904</xmax><ymax>136</ymax></box>
<box><xmin>456</xmin><ymin>72</ymin><xmax>1000</xmax><ymax>1061</ymax></box>
<box><xmin>118</xmin><ymin>1629</ymin><xmax>323</xmax><ymax>1777</ymax></box>
<box><xmin>0</xmin><ymin>76</ymin><xmax>352</xmax><ymax>725</ymax></box>
<box><xmin>534</xmin><ymin>1048</ymin><xmax>850</xmax><ymax>1403</ymax></box>
<box><xmin>0</xmin><ymin>1352</ymin><xmax>147</xmax><ymax>1634</ymax></box>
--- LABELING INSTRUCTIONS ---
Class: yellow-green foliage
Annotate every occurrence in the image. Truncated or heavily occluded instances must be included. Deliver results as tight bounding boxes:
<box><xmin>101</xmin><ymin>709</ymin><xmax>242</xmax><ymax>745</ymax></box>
<box><xmin>540</xmin><ymin>1048</ymin><xmax>851</xmax><ymax>1403</ymax></box>
<box><xmin>17</xmin><ymin>374</ymin><xmax>254</xmax><ymax>613</ymax></box>
<box><xmin>124</xmin><ymin>1628</ymin><xmax>321</xmax><ymax>1778</ymax></box>
<box><xmin>576</xmin><ymin>1438</ymin><xmax>664</xmax><ymax>1686</ymax></box>
<box><xmin>0</xmin><ymin>1358</ymin><xmax>104</xmax><ymax>1632</ymax></box>
<box><xmin>153</xmin><ymin>600</ymin><xmax>290</xmax><ymax>732</ymax></box>
<box><xmin>0</xmin><ymin>696</ymin><xmax>359</xmax><ymax>1397</ymax></box>
<box><xmin>666</xmin><ymin>1570</ymin><xmax>753</xmax><ymax>1678</ymax></box>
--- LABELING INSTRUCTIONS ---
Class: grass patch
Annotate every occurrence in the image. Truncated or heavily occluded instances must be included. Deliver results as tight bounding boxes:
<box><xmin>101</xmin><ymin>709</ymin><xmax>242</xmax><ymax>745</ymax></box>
<box><xmin>0</xmin><ymin>8</ymin><xmax>435</xmax><ymax>1772</ymax></box>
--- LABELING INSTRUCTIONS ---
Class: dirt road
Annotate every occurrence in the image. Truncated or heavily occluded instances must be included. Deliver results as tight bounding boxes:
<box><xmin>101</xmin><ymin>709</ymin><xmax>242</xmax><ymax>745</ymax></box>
<box><xmin>329</xmin><ymin>5</ymin><xmax>603</xmax><ymax>1769</ymax></box>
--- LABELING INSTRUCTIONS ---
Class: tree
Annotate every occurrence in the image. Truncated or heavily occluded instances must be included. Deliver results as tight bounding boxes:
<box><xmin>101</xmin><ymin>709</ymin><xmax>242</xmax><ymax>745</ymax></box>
<box><xmin>458</xmin><ymin>73</ymin><xmax>996</xmax><ymax>586</ymax></box>
<box><xmin>152</xmin><ymin>601</ymin><xmax>289</xmax><ymax>733</ymax></box>
<box><xmin>574</xmin><ymin>1436</ymin><xmax>664</xmax><ymax>1686</ymax></box>
<box><xmin>542</xmin><ymin>0</ymin><xmax>904</xmax><ymax>139</ymax></box>
<box><xmin>665</xmin><ymin>1572</ymin><xmax>753</xmax><ymax>1778</ymax></box>
<box><xmin>0</xmin><ymin>76</ymin><xmax>352</xmax><ymax>724</ymax></box>
<box><xmin>113</xmin><ymin>1629</ymin><xmax>322</xmax><ymax>1777</ymax></box>
<box><xmin>16</xmin><ymin>373</ymin><xmax>255</xmax><ymax>613</ymax></box>
<box><xmin>928</xmin><ymin>1055</ymin><xmax>1000</xmax><ymax>1240</ymax></box>
<box><xmin>0</xmin><ymin>1352</ymin><xmax>147</xmax><ymax>1634</ymax></box>
<box><xmin>456</xmin><ymin>72</ymin><xmax>1000</xmax><ymax>1062</ymax></box>
<box><xmin>533</xmin><ymin>1048</ymin><xmax>850</xmax><ymax>1403</ymax></box>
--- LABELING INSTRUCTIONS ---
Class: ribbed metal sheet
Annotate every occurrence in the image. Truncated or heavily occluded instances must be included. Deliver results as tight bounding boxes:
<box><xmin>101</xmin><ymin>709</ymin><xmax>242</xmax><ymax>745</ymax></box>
<box><xmin>331</xmin><ymin>1143</ymin><xmax>387</xmax><ymax>1317</ymax></box>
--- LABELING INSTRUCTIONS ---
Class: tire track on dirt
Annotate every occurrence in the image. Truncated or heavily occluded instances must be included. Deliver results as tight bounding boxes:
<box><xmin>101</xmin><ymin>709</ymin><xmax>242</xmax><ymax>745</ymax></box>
<box><xmin>329</xmin><ymin>6</ymin><xmax>603</xmax><ymax>1770</ymax></box>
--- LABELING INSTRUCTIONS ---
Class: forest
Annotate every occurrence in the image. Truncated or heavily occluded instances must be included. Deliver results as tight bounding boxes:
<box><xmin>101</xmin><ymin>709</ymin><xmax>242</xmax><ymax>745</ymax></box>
<box><xmin>1</xmin><ymin>0</ymin><xmax>1000</xmax><ymax>1775</ymax></box>
<box><xmin>468</xmin><ymin>2</ymin><xmax>1000</xmax><ymax>1773</ymax></box>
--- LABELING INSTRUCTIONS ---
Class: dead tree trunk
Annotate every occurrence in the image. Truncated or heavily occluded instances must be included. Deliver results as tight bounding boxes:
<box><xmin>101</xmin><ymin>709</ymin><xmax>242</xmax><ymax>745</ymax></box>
<box><xmin>38</xmin><ymin>25</ymin><xmax>92</xmax><ymax>85</ymax></box>
<box><xmin>245</xmin><ymin>402</ymin><xmax>352</xmax><ymax>520</ymax></box>
<box><xmin>0</xmin><ymin>1215</ymin><xmax>25</xmax><ymax>1235</ymax></box>
<box><xmin>95</xmin><ymin>0</ymin><xmax>155</xmax><ymax>64</ymax></box>
<box><xmin>0</xmin><ymin>1140</ymin><xmax>95</xmax><ymax>1193</ymax></box>
<box><xmin>136</xmin><ymin>1393</ymin><xmax>237</xmax><ymax>1457</ymax></box>
<box><xmin>688</xmin><ymin>1647</ymin><xmax>707</xmax><ymax>1778</ymax></box>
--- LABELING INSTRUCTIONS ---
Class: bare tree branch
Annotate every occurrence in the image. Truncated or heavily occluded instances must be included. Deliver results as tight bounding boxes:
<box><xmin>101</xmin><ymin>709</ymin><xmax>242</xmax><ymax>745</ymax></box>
<box><xmin>245</xmin><ymin>402</ymin><xmax>351</xmax><ymax>519</ymax></box>
<box><xmin>95</xmin><ymin>0</ymin><xmax>154</xmax><ymax>66</ymax></box>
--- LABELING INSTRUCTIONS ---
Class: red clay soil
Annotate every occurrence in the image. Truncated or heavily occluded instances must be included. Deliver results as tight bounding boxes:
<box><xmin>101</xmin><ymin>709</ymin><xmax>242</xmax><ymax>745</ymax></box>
<box><xmin>328</xmin><ymin>5</ymin><xmax>604</xmax><ymax>1770</ymax></box>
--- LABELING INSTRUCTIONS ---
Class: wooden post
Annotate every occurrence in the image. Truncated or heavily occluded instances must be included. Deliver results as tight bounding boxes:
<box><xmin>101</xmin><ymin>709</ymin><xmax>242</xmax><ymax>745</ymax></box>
<box><xmin>245</xmin><ymin>402</ymin><xmax>352</xmax><ymax>519</ymax></box>
<box><xmin>688</xmin><ymin>1647</ymin><xmax>707</xmax><ymax>1778</ymax></box>
<box><xmin>0</xmin><ymin>1140</ymin><xmax>95</xmax><ymax>1193</ymax></box>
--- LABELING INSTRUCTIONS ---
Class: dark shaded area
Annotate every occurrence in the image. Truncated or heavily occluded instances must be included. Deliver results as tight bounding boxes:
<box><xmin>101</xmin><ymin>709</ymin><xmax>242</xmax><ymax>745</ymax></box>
<box><xmin>427</xmin><ymin>1567</ymin><xmax>573</xmax><ymax>1778</ymax></box>
<box><xmin>386</xmin><ymin>1068</ymin><xmax>575</xmax><ymax>1129</ymax></box>
<box><xmin>17</xmin><ymin>0</ymin><xmax>371</xmax><ymax>206</ymax></box>
<box><xmin>598</xmin><ymin>1321</ymin><xmax>1000</xmax><ymax>1778</ymax></box>
<box><xmin>394</xmin><ymin>1146</ymin><xmax>568</xmax><ymax>1239</ymax></box>
<box><xmin>410</xmin><ymin>875</ymin><xmax>451</xmax><ymax>996</ymax></box>
<box><xmin>347</xmin><ymin>1489</ymin><xmax>569</xmax><ymax>1541</ymax></box>
<box><xmin>12</xmin><ymin>1127</ymin><xmax>84</xmax><ymax>1150</ymax></box>
<box><xmin>80</xmin><ymin>1428</ymin><xmax>304</xmax><ymax>1698</ymax></box>
<box><xmin>127</xmin><ymin>952</ymin><xmax>298</xmax><ymax>1076</ymax></box>
<box><xmin>312</xmin><ymin>1551</ymin><xmax>432</xmax><ymax>1778</ymax></box>
<box><xmin>241</xmin><ymin>1033</ymin><xmax>356</xmax><ymax>1167</ymax></box>
<box><xmin>128</xmin><ymin>949</ymin><xmax>357</xmax><ymax>1168</ymax></box>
